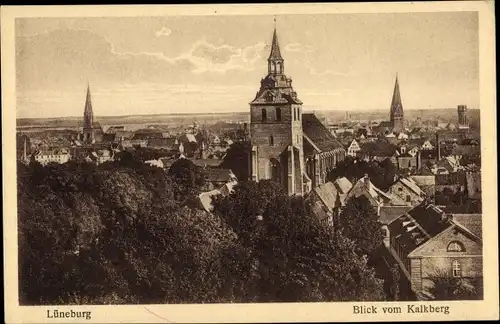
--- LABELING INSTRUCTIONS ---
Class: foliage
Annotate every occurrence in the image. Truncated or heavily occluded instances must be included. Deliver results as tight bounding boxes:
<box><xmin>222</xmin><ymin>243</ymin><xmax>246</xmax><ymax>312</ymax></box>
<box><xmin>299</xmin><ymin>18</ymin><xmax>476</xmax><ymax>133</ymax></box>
<box><xmin>213</xmin><ymin>180</ymin><xmax>386</xmax><ymax>302</ymax></box>
<box><xmin>326</xmin><ymin>156</ymin><xmax>397</xmax><ymax>191</ymax></box>
<box><xmin>167</xmin><ymin>158</ymin><xmax>207</xmax><ymax>200</ymax></box>
<box><xmin>19</xmin><ymin>161</ymin><xmax>386</xmax><ymax>304</ymax></box>
<box><xmin>219</xmin><ymin>141</ymin><xmax>251</xmax><ymax>182</ymax></box>
<box><xmin>427</xmin><ymin>270</ymin><xmax>483</xmax><ymax>300</ymax></box>
<box><xmin>337</xmin><ymin>196</ymin><xmax>385</xmax><ymax>256</ymax></box>
<box><xmin>435</xmin><ymin>188</ymin><xmax>481</xmax><ymax>213</ymax></box>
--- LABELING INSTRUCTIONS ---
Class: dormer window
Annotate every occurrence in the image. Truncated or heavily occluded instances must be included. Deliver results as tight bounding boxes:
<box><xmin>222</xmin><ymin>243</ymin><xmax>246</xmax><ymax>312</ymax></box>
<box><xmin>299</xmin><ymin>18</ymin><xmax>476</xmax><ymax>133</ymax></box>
<box><xmin>447</xmin><ymin>241</ymin><xmax>465</xmax><ymax>252</ymax></box>
<box><xmin>266</xmin><ymin>92</ymin><xmax>274</xmax><ymax>102</ymax></box>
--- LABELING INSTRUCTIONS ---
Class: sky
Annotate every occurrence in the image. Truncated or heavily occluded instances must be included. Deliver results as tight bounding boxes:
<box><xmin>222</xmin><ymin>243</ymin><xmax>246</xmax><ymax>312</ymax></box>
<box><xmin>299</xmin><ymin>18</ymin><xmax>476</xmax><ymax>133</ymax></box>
<box><xmin>15</xmin><ymin>12</ymin><xmax>479</xmax><ymax>118</ymax></box>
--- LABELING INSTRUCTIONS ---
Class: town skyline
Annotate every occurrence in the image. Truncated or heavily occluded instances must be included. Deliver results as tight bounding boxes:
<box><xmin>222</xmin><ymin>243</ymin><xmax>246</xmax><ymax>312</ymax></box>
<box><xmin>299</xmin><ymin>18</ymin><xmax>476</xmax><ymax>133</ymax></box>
<box><xmin>16</xmin><ymin>12</ymin><xmax>479</xmax><ymax>119</ymax></box>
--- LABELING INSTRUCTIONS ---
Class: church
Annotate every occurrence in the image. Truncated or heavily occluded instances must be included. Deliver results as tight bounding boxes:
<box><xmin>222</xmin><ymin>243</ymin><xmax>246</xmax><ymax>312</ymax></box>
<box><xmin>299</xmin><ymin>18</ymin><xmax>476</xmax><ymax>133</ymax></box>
<box><xmin>375</xmin><ymin>75</ymin><xmax>405</xmax><ymax>134</ymax></box>
<box><xmin>79</xmin><ymin>84</ymin><xmax>103</xmax><ymax>144</ymax></box>
<box><xmin>248</xmin><ymin>27</ymin><xmax>346</xmax><ymax>196</ymax></box>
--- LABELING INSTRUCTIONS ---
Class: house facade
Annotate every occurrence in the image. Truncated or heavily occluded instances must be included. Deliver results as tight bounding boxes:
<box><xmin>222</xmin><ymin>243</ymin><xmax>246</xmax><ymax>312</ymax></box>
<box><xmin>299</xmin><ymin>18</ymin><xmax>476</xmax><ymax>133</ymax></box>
<box><xmin>347</xmin><ymin>139</ymin><xmax>361</xmax><ymax>157</ymax></box>
<box><xmin>386</xmin><ymin>203</ymin><xmax>482</xmax><ymax>300</ymax></box>
<box><xmin>388</xmin><ymin>177</ymin><xmax>425</xmax><ymax>206</ymax></box>
<box><xmin>407</xmin><ymin>214</ymin><xmax>482</xmax><ymax>297</ymax></box>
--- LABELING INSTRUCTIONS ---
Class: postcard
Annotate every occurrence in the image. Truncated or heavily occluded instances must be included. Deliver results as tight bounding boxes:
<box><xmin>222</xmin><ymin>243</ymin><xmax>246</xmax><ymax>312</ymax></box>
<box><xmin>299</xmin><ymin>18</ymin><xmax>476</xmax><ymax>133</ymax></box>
<box><xmin>2</xmin><ymin>2</ymin><xmax>498</xmax><ymax>323</ymax></box>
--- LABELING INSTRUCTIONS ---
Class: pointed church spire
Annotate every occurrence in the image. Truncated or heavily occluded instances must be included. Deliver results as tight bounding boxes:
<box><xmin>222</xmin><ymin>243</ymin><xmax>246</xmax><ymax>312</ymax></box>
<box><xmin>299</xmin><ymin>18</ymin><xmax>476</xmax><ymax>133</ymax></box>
<box><xmin>390</xmin><ymin>74</ymin><xmax>403</xmax><ymax>120</ymax></box>
<box><xmin>267</xmin><ymin>23</ymin><xmax>284</xmax><ymax>75</ymax></box>
<box><xmin>268</xmin><ymin>28</ymin><xmax>283</xmax><ymax>61</ymax></box>
<box><xmin>84</xmin><ymin>84</ymin><xmax>94</xmax><ymax>130</ymax></box>
<box><xmin>390</xmin><ymin>74</ymin><xmax>404</xmax><ymax>133</ymax></box>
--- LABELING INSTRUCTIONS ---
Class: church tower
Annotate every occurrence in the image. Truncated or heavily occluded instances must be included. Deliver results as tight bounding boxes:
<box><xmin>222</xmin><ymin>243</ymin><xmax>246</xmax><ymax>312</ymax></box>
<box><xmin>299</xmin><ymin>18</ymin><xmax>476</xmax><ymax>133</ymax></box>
<box><xmin>249</xmin><ymin>26</ymin><xmax>305</xmax><ymax>195</ymax></box>
<box><xmin>390</xmin><ymin>74</ymin><xmax>404</xmax><ymax>133</ymax></box>
<box><xmin>82</xmin><ymin>84</ymin><xmax>95</xmax><ymax>144</ymax></box>
<box><xmin>457</xmin><ymin>105</ymin><xmax>469</xmax><ymax>129</ymax></box>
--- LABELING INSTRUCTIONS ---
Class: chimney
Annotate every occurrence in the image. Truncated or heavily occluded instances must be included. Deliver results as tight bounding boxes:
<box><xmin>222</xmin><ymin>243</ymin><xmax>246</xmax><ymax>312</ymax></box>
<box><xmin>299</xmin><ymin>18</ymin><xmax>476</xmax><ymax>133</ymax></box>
<box><xmin>417</xmin><ymin>149</ymin><xmax>421</xmax><ymax>170</ymax></box>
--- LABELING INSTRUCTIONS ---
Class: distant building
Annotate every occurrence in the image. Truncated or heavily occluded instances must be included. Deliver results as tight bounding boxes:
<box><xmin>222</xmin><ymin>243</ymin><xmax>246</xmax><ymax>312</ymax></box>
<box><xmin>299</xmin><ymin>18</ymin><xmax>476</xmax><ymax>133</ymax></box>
<box><xmin>465</xmin><ymin>171</ymin><xmax>481</xmax><ymax>200</ymax></box>
<box><xmin>410</xmin><ymin>175</ymin><xmax>436</xmax><ymax>200</ymax></box>
<box><xmin>34</xmin><ymin>148</ymin><xmax>71</xmax><ymax>165</ymax></box>
<box><xmin>388</xmin><ymin>177</ymin><xmax>425</xmax><ymax>206</ymax></box>
<box><xmin>389</xmin><ymin>75</ymin><xmax>405</xmax><ymax>133</ymax></box>
<box><xmin>305</xmin><ymin>177</ymin><xmax>353</xmax><ymax>227</ymax></box>
<box><xmin>345</xmin><ymin>175</ymin><xmax>406</xmax><ymax>216</ymax></box>
<box><xmin>346</xmin><ymin>139</ymin><xmax>361</xmax><ymax>157</ymax></box>
<box><xmin>80</xmin><ymin>84</ymin><xmax>103</xmax><ymax>144</ymax></box>
<box><xmin>457</xmin><ymin>105</ymin><xmax>470</xmax><ymax>130</ymax></box>
<box><xmin>17</xmin><ymin>134</ymin><xmax>32</xmax><ymax>163</ymax></box>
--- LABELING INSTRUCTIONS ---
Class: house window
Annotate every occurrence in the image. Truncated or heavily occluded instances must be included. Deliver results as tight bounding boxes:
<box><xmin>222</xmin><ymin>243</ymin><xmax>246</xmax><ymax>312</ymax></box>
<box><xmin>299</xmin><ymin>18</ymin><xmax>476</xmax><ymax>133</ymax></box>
<box><xmin>269</xmin><ymin>135</ymin><xmax>274</xmax><ymax>146</ymax></box>
<box><xmin>452</xmin><ymin>260</ymin><xmax>462</xmax><ymax>277</ymax></box>
<box><xmin>406</xmin><ymin>195</ymin><xmax>411</xmax><ymax>202</ymax></box>
<box><xmin>276</xmin><ymin>107</ymin><xmax>282</xmax><ymax>121</ymax></box>
<box><xmin>261</xmin><ymin>109</ymin><xmax>267</xmax><ymax>122</ymax></box>
<box><xmin>398</xmin><ymin>187</ymin><xmax>403</xmax><ymax>192</ymax></box>
<box><xmin>447</xmin><ymin>241</ymin><xmax>465</xmax><ymax>252</ymax></box>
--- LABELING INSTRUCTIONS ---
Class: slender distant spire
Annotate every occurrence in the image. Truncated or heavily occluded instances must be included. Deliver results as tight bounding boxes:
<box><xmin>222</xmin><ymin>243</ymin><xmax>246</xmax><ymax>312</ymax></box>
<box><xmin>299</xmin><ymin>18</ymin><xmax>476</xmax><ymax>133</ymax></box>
<box><xmin>83</xmin><ymin>84</ymin><xmax>94</xmax><ymax>130</ymax></box>
<box><xmin>390</xmin><ymin>74</ymin><xmax>403</xmax><ymax>121</ymax></box>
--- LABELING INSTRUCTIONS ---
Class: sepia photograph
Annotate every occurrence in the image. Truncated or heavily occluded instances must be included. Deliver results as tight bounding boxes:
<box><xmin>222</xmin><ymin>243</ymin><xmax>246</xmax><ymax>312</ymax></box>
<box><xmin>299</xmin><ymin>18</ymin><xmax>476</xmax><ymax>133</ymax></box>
<box><xmin>2</xmin><ymin>2</ymin><xmax>498</xmax><ymax>323</ymax></box>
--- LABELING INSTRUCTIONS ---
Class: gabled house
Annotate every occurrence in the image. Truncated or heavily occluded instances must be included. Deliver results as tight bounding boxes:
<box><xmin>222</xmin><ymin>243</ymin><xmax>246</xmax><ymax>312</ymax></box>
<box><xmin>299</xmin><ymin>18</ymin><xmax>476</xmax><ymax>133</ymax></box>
<box><xmin>345</xmin><ymin>175</ymin><xmax>406</xmax><ymax>215</ymax></box>
<box><xmin>197</xmin><ymin>180</ymin><xmax>238</xmax><ymax>213</ymax></box>
<box><xmin>421</xmin><ymin>140</ymin><xmax>435</xmax><ymax>151</ymax></box>
<box><xmin>386</xmin><ymin>202</ymin><xmax>482</xmax><ymax>300</ymax></box>
<box><xmin>305</xmin><ymin>177</ymin><xmax>353</xmax><ymax>227</ymax></box>
<box><xmin>203</xmin><ymin>168</ymin><xmax>238</xmax><ymax>191</ymax></box>
<box><xmin>346</xmin><ymin>139</ymin><xmax>361</xmax><ymax>157</ymax></box>
<box><xmin>410</xmin><ymin>175</ymin><xmax>436</xmax><ymax>200</ymax></box>
<box><xmin>388</xmin><ymin>177</ymin><xmax>425</xmax><ymax>206</ymax></box>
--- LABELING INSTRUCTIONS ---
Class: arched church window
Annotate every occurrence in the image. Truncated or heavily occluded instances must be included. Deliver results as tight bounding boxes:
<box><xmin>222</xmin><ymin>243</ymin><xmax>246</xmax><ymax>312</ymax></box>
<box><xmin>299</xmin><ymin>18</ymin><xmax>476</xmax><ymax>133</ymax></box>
<box><xmin>276</xmin><ymin>107</ymin><xmax>282</xmax><ymax>121</ymax></box>
<box><xmin>447</xmin><ymin>241</ymin><xmax>465</xmax><ymax>252</ymax></box>
<box><xmin>293</xmin><ymin>107</ymin><xmax>297</xmax><ymax>121</ymax></box>
<box><xmin>261</xmin><ymin>108</ymin><xmax>267</xmax><ymax>122</ymax></box>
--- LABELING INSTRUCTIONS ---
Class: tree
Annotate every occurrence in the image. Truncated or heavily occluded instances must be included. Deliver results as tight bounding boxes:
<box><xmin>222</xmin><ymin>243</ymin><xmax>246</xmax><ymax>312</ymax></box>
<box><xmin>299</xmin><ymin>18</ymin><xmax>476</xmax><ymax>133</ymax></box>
<box><xmin>213</xmin><ymin>180</ymin><xmax>386</xmax><ymax>302</ymax></box>
<box><xmin>219</xmin><ymin>141</ymin><xmax>251</xmax><ymax>182</ymax></box>
<box><xmin>427</xmin><ymin>270</ymin><xmax>482</xmax><ymax>300</ymax></box>
<box><xmin>167</xmin><ymin>158</ymin><xmax>207</xmax><ymax>200</ymax></box>
<box><xmin>337</xmin><ymin>196</ymin><xmax>384</xmax><ymax>256</ymax></box>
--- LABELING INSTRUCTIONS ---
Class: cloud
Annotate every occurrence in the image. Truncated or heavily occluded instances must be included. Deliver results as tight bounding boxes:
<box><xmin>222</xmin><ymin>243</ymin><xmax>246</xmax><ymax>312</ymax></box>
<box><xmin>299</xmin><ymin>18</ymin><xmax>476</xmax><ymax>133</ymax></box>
<box><xmin>155</xmin><ymin>26</ymin><xmax>172</xmax><ymax>37</ymax></box>
<box><xmin>284</xmin><ymin>42</ymin><xmax>314</xmax><ymax>53</ymax></box>
<box><xmin>185</xmin><ymin>41</ymin><xmax>267</xmax><ymax>74</ymax></box>
<box><xmin>16</xmin><ymin>29</ymin><xmax>197</xmax><ymax>90</ymax></box>
<box><xmin>304</xmin><ymin>62</ymin><xmax>349</xmax><ymax>77</ymax></box>
<box><xmin>15</xmin><ymin>28</ymin><xmax>268</xmax><ymax>94</ymax></box>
